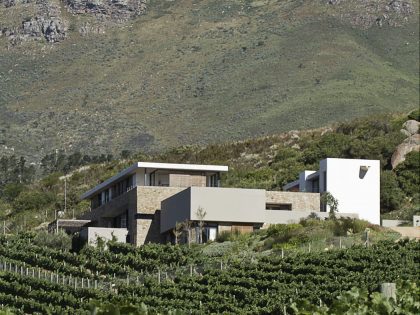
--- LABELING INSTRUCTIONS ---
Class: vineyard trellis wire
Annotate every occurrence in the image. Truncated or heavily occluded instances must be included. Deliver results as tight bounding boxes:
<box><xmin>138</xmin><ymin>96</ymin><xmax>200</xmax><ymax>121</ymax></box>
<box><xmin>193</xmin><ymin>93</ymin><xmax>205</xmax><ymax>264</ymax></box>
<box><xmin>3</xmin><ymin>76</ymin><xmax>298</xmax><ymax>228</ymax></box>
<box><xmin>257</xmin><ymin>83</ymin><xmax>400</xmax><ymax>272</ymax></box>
<box><xmin>0</xmin><ymin>235</ymin><xmax>375</xmax><ymax>293</ymax></box>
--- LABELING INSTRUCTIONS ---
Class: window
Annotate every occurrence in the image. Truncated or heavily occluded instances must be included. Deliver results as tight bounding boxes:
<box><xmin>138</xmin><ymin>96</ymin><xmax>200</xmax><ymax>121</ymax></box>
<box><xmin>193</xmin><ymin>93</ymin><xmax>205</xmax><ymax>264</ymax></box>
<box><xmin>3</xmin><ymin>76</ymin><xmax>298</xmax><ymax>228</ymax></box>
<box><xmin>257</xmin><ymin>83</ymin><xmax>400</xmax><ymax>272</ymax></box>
<box><xmin>266</xmin><ymin>203</ymin><xmax>292</xmax><ymax>211</ymax></box>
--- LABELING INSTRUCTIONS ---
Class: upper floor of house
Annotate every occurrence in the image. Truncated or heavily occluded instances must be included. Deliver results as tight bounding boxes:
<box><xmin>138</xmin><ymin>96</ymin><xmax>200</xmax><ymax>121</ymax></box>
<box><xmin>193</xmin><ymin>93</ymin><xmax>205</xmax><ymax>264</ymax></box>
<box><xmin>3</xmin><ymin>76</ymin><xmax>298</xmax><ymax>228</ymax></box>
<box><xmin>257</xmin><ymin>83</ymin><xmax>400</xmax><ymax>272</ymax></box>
<box><xmin>81</xmin><ymin>162</ymin><xmax>228</xmax><ymax>209</ymax></box>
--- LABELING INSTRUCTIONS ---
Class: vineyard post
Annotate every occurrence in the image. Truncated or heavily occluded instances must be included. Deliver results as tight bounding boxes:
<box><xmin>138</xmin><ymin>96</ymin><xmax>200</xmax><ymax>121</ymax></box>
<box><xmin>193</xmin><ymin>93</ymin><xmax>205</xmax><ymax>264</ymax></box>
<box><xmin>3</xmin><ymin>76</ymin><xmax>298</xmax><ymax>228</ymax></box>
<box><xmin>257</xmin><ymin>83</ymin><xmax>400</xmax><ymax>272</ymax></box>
<box><xmin>281</xmin><ymin>248</ymin><xmax>284</xmax><ymax>259</ymax></box>
<box><xmin>127</xmin><ymin>274</ymin><xmax>130</xmax><ymax>285</ymax></box>
<box><xmin>190</xmin><ymin>265</ymin><xmax>193</xmax><ymax>276</ymax></box>
<box><xmin>82</xmin><ymin>278</ymin><xmax>84</xmax><ymax>288</ymax></box>
<box><xmin>381</xmin><ymin>283</ymin><xmax>396</xmax><ymax>300</ymax></box>
<box><xmin>87</xmin><ymin>278</ymin><xmax>90</xmax><ymax>288</ymax></box>
<box><xmin>94</xmin><ymin>279</ymin><xmax>98</xmax><ymax>289</ymax></box>
<box><xmin>220</xmin><ymin>260</ymin><xmax>223</xmax><ymax>270</ymax></box>
<box><xmin>283</xmin><ymin>305</ymin><xmax>287</xmax><ymax>315</ymax></box>
<box><xmin>339</xmin><ymin>237</ymin><xmax>342</xmax><ymax>249</ymax></box>
<box><xmin>158</xmin><ymin>269</ymin><xmax>161</xmax><ymax>284</ymax></box>
<box><xmin>37</xmin><ymin>268</ymin><xmax>40</xmax><ymax>279</ymax></box>
<box><xmin>308</xmin><ymin>243</ymin><xmax>311</xmax><ymax>253</ymax></box>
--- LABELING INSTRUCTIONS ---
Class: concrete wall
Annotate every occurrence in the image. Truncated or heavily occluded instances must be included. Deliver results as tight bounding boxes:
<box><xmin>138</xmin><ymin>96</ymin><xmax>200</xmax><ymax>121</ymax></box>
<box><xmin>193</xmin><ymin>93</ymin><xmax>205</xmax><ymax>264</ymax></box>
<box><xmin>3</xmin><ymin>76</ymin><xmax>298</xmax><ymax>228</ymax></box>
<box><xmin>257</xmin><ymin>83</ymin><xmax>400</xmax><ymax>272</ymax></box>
<box><xmin>265</xmin><ymin>191</ymin><xmax>320</xmax><ymax>211</ymax></box>
<box><xmin>190</xmin><ymin>187</ymin><xmax>266</xmax><ymax>223</ymax></box>
<box><xmin>80</xmin><ymin>227</ymin><xmax>128</xmax><ymax>246</ymax></box>
<box><xmin>382</xmin><ymin>219</ymin><xmax>410</xmax><ymax>227</ymax></box>
<box><xmin>161</xmin><ymin>187</ymin><xmax>266</xmax><ymax>232</ymax></box>
<box><xmin>161</xmin><ymin>188</ymin><xmax>321</xmax><ymax>233</ymax></box>
<box><xmin>161</xmin><ymin>189</ymin><xmax>191</xmax><ymax>233</ymax></box>
<box><xmin>413</xmin><ymin>216</ymin><xmax>420</xmax><ymax>227</ymax></box>
<box><xmin>322</xmin><ymin>158</ymin><xmax>380</xmax><ymax>225</ymax></box>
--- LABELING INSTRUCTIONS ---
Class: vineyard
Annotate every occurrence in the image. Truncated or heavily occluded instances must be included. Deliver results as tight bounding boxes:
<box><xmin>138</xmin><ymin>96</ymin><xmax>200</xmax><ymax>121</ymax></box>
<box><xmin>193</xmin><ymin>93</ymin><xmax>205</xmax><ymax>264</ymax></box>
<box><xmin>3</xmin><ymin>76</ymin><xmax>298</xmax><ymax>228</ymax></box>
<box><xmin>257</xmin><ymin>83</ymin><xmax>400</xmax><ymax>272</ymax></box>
<box><xmin>0</xmin><ymin>232</ymin><xmax>419</xmax><ymax>314</ymax></box>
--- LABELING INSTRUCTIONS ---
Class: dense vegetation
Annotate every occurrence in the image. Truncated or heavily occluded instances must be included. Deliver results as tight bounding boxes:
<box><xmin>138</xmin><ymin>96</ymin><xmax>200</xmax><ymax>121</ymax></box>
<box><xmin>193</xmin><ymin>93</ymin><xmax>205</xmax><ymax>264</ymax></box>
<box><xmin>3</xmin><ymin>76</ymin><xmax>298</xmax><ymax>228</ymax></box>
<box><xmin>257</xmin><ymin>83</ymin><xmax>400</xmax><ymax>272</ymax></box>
<box><xmin>0</xmin><ymin>112</ymin><xmax>418</xmax><ymax>231</ymax></box>
<box><xmin>0</xmin><ymin>230</ymin><xmax>418</xmax><ymax>314</ymax></box>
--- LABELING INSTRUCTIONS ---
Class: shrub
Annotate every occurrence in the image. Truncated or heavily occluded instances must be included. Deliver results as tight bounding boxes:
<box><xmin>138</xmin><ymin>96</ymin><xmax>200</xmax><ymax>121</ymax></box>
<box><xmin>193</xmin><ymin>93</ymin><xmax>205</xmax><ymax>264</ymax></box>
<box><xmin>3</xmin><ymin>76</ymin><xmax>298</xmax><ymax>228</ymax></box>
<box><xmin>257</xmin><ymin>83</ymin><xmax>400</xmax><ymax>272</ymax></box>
<box><xmin>407</xmin><ymin>108</ymin><xmax>420</xmax><ymax>121</ymax></box>
<box><xmin>380</xmin><ymin>170</ymin><xmax>405</xmax><ymax>212</ymax></box>
<box><xmin>395</xmin><ymin>151</ymin><xmax>420</xmax><ymax>198</ymax></box>
<box><xmin>33</xmin><ymin>230</ymin><xmax>72</xmax><ymax>251</ymax></box>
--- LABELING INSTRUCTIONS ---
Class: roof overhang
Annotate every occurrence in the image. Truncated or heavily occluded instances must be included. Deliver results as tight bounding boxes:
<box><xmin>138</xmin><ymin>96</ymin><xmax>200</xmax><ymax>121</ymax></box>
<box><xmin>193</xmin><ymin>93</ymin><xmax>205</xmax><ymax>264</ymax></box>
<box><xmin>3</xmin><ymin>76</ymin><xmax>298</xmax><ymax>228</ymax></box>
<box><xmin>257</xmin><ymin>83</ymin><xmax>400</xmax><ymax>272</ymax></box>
<box><xmin>80</xmin><ymin>162</ymin><xmax>229</xmax><ymax>200</ymax></box>
<box><xmin>306</xmin><ymin>171</ymin><xmax>320</xmax><ymax>181</ymax></box>
<box><xmin>283</xmin><ymin>180</ymin><xmax>299</xmax><ymax>191</ymax></box>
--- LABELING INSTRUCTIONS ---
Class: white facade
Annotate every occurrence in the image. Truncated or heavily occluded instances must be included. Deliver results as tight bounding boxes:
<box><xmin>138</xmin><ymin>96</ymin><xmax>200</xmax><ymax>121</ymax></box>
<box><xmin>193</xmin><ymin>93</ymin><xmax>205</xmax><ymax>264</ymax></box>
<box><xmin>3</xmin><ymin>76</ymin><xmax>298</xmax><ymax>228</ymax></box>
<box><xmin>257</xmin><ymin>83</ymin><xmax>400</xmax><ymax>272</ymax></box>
<box><xmin>284</xmin><ymin>158</ymin><xmax>380</xmax><ymax>225</ymax></box>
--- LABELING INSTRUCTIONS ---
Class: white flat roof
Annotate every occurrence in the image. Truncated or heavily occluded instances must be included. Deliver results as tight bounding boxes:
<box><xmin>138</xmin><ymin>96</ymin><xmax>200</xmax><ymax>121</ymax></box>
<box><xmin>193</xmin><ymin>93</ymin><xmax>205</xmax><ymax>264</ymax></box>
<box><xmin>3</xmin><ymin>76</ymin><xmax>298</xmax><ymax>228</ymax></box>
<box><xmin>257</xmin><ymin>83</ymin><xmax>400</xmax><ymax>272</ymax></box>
<box><xmin>81</xmin><ymin>162</ymin><xmax>228</xmax><ymax>200</ymax></box>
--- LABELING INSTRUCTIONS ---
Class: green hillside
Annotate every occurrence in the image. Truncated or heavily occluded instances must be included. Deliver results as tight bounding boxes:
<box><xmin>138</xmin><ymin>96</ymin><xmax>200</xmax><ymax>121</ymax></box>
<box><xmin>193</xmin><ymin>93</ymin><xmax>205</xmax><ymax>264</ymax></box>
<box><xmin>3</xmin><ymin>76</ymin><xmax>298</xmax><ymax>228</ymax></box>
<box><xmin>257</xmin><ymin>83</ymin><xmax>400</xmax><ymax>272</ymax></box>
<box><xmin>0</xmin><ymin>0</ymin><xmax>418</xmax><ymax>161</ymax></box>
<box><xmin>0</xmin><ymin>112</ymin><xmax>418</xmax><ymax>231</ymax></box>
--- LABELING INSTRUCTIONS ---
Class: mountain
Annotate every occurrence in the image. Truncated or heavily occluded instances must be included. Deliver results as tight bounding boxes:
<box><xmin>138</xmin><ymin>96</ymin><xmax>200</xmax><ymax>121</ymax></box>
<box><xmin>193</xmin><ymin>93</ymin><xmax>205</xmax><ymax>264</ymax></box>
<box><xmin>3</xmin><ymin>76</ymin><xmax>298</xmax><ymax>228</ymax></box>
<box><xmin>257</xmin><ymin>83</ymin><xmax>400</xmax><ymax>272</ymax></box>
<box><xmin>0</xmin><ymin>0</ymin><xmax>418</xmax><ymax>162</ymax></box>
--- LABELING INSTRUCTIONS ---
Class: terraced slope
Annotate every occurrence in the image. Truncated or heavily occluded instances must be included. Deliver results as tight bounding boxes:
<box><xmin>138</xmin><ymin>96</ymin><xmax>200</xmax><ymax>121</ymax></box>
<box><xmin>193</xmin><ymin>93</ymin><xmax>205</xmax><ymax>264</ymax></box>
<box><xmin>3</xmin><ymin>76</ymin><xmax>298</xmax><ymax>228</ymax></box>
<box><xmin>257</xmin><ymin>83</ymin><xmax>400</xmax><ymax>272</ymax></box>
<box><xmin>0</xmin><ymin>0</ymin><xmax>418</xmax><ymax>161</ymax></box>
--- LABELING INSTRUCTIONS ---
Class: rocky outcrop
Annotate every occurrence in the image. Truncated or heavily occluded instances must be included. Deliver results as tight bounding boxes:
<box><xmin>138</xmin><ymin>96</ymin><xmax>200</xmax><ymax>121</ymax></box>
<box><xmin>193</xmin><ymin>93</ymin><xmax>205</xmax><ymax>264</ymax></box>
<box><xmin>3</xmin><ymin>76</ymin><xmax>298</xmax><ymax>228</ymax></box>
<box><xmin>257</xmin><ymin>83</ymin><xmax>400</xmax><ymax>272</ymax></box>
<box><xmin>391</xmin><ymin>119</ymin><xmax>420</xmax><ymax>169</ymax></box>
<box><xmin>1</xmin><ymin>0</ymin><xmax>67</xmax><ymax>43</ymax></box>
<box><xmin>66</xmin><ymin>0</ymin><xmax>148</xmax><ymax>21</ymax></box>
<box><xmin>0</xmin><ymin>0</ymin><xmax>32</xmax><ymax>7</ymax></box>
<box><xmin>400</xmin><ymin>120</ymin><xmax>419</xmax><ymax>137</ymax></box>
<box><xmin>327</xmin><ymin>0</ymin><xmax>415</xmax><ymax>29</ymax></box>
<box><xmin>22</xmin><ymin>17</ymin><xmax>67</xmax><ymax>42</ymax></box>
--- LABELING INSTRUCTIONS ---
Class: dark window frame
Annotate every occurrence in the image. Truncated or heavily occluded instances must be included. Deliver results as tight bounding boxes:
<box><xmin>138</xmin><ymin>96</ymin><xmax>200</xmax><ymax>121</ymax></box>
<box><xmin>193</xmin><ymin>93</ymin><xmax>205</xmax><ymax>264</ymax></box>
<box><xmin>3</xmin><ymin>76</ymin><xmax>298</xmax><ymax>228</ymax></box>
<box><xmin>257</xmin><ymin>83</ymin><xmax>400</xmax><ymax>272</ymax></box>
<box><xmin>265</xmin><ymin>203</ymin><xmax>292</xmax><ymax>211</ymax></box>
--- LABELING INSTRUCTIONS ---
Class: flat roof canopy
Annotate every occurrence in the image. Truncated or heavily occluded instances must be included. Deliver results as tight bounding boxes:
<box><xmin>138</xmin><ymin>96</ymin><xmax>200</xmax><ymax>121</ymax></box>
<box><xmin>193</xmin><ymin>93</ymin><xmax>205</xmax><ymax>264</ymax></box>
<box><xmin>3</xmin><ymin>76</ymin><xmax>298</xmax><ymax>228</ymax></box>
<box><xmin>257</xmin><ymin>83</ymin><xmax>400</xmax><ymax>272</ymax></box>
<box><xmin>81</xmin><ymin>162</ymin><xmax>229</xmax><ymax>200</ymax></box>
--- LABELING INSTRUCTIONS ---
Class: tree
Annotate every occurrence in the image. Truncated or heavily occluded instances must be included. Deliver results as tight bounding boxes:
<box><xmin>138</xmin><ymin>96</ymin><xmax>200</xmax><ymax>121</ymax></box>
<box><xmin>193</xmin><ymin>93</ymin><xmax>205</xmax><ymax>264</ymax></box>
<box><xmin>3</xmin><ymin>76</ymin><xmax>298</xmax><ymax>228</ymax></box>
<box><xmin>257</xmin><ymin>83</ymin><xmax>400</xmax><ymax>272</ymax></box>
<box><xmin>172</xmin><ymin>222</ymin><xmax>183</xmax><ymax>245</ymax></box>
<box><xmin>182</xmin><ymin>219</ymin><xmax>193</xmax><ymax>247</ymax></box>
<box><xmin>195</xmin><ymin>206</ymin><xmax>207</xmax><ymax>244</ymax></box>
<box><xmin>320</xmin><ymin>191</ymin><xmax>339</xmax><ymax>219</ymax></box>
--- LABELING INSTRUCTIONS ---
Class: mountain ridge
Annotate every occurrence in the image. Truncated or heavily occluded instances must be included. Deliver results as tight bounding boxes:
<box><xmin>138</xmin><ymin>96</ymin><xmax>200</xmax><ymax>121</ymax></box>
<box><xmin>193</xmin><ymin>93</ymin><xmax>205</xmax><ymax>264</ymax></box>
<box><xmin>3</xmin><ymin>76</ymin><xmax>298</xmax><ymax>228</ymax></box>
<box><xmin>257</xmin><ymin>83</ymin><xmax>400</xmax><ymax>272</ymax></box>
<box><xmin>0</xmin><ymin>0</ymin><xmax>418</xmax><ymax>162</ymax></box>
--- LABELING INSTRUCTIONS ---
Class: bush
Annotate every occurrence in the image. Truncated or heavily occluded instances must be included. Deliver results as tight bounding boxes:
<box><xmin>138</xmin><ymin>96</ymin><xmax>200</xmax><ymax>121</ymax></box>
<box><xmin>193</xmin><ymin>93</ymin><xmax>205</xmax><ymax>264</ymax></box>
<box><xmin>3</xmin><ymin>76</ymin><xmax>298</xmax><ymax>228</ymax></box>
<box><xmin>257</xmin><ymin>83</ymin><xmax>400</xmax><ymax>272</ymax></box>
<box><xmin>12</xmin><ymin>190</ymin><xmax>55</xmax><ymax>213</ymax></box>
<box><xmin>395</xmin><ymin>151</ymin><xmax>420</xmax><ymax>198</ymax></box>
<box><xmin>332</xmin><ymin>218</ymin><xmax>370</xmax><ymax>236</ymax></box>
<box><xmin>407</xmin><ymin>108</ymin><xmax>420</xmax><ymax>121</ymax></box>
<box><xmin>380</xmin><ymin>171</ymin><xmax>405</xmax><ymax>212</ymax></box>
<box><xmin>215</xmin><ymin>230</ymin><xmax>241</xmax><ymax>242</ymax></box>
<box><xmin>33</xmin><ymin>230</ymin><xmax>72</xmax><ymax>251</ymax></box>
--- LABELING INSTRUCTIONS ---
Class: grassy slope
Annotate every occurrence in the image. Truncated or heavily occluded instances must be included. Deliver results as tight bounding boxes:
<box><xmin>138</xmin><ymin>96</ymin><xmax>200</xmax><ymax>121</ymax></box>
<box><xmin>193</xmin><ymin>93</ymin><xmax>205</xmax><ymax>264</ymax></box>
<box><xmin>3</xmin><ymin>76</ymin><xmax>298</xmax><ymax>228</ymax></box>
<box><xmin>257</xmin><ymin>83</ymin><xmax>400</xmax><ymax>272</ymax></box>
<box><xmin>0</xmin><ymin>0</ymin><xmax>418</xmax><ymax>162</ymax></box>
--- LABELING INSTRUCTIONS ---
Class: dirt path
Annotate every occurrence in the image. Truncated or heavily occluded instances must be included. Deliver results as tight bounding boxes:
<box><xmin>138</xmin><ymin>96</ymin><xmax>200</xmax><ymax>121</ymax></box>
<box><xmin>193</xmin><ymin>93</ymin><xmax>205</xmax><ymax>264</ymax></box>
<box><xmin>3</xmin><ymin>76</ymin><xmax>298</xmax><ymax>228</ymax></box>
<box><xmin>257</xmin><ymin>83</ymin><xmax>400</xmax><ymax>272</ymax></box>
<box><xmin>390</xmin><ymin>227</ymin><xmax>420</xmax><ymax>239</ymax></box>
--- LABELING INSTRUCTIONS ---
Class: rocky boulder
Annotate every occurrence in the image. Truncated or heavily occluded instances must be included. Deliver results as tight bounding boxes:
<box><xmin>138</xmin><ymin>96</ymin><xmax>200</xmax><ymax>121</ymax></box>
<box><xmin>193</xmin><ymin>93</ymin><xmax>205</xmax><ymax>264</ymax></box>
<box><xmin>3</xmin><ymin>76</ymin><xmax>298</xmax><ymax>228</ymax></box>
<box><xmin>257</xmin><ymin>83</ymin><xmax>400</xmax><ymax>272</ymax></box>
<box><xmin>22</xmin><ymin>17</ymin><xmax>67</xmax><ymax>42</ymax></box>
<box><xmin>400</xmin><ymin>119</ymin><xmax>419</xmax><ymax>137</ymax></box>
<box><xmin>391</xmin><ymin>134</ymin><xmax>420</xmax><ymax>169</ymax></box>
<box><xmin>66</xmin><ymin>0</ymin><xmax>147</xmax><ymax>21</ymax></box>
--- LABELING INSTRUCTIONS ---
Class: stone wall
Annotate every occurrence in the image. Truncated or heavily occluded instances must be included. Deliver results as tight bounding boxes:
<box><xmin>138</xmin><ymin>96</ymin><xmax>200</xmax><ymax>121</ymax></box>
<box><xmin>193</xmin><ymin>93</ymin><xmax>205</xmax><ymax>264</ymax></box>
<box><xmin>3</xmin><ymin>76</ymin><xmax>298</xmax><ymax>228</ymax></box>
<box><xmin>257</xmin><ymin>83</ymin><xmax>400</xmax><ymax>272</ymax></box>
<box><xmin>134</xmin><ymin>186</ymin><xmax>186</xmax><ymax>245</ymax></box>
<box><xmin>169</xmin><ymin>174</ymin><xmax>206</xmax><ymax>187</ymax></box>
<box><xmin>265</xmin><ymin>191</ymin><xmax>320</xmax><ymax>212</ymax></box>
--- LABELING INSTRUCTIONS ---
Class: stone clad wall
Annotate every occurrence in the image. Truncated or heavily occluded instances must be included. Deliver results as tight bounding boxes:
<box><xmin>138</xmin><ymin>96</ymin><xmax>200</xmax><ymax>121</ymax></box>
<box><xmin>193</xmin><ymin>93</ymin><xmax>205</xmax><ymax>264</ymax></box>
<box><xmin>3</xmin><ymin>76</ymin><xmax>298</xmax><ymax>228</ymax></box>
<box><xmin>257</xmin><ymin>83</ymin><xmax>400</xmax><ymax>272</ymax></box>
<box><xmin>134</xmin><ymin>186</ymin><xmax>186</xmax><ymax>245</ymax></box>
<box><xmin>136</xmin><ymin>186</ymin><xmax>186</xmax><ymax>213</ymax></box>
<box><xmin>169</xmin><ymin>174</ymin><xmax>206</xmax><ymax>187</ymax></box>
<box><xmin>265</xmin><ymin>191</ymin><xmax>320</xmax><ymax>212</ymax></box>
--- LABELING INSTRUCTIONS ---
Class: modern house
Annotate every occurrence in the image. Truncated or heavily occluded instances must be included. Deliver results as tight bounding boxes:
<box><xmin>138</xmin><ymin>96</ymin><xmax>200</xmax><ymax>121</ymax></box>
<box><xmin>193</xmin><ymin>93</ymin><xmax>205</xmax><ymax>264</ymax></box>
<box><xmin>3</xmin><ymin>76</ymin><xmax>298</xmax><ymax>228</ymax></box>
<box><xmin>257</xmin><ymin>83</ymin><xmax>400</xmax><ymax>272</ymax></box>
<box><xmin>283</xmin><ymin>158</ymin><xmax>380</xmax><ymax>225</ymax></box>
<box><xmin>78</xmin><ymin>162</ymin><xmax>325</xmax><ymax>245</ymax></box>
